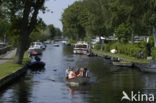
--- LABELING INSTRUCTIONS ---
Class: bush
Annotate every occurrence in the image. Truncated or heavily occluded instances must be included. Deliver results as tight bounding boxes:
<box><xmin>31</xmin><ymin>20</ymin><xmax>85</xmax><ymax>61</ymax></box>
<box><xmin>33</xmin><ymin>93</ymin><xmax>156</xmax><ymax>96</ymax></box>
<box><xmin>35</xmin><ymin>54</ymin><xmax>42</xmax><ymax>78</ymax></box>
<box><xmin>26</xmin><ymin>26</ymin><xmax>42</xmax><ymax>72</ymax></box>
<box><xmin>68</xmin><ymin>39</ymin><xmax>77</xmax><ymax>44</ymax></box>
<box><xmin>94</xmin><ymin>43</ymin><xmax>102</xmax><ymax>50</ymax></box>
<box><xmin>103</xmin><ymin>43</ymin><xmax>145</xmax><ymax>58</ymax></box>
<box><xmin>152</xmin><ymin>48</ymin><xmax>156</xmax><ymax>61</ymax></box>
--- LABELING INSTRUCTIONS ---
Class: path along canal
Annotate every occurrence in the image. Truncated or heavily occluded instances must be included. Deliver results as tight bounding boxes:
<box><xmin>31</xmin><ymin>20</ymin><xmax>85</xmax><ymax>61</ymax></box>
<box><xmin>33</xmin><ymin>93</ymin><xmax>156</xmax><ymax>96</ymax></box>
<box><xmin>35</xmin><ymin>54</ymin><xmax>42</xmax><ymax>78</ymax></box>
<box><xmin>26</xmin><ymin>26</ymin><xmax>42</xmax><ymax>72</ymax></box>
<box><xmin>0</xmin><ymin>42</ymin><xmax>156</xmax><ymax>103</ymax></box>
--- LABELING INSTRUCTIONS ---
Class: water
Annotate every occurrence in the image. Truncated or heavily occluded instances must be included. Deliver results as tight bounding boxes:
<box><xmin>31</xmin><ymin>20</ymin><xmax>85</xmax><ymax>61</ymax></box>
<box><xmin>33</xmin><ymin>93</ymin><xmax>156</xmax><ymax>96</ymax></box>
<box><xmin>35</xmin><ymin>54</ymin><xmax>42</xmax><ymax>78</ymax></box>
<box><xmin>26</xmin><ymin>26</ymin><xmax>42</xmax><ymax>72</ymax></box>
<box><xmin>0</xmin><ymin>43</ymin><xmax>156</xmax><ymax>103</ymax></box>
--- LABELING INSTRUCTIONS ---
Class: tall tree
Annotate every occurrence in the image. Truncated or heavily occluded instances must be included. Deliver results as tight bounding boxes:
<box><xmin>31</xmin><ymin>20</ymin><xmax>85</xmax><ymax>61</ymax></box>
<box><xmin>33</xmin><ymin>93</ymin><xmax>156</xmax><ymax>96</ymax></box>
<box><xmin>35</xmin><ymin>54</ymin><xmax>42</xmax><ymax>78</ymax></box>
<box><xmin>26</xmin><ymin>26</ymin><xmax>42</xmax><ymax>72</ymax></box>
<box><xmin>84</xmin><ymin>0</ymin><xmax>107</xmax><ymax>40</ymax></box>
<box><xmin>149</xmin><ymin>0</ymin><xmax>156</xmax><ymax>47</ymax></box>
<box><xmin>5</xmin><ymin>0</ymin><xmax>46</xmax><ymax>64</ymax></box>
<box><xmin>62</xmin><ymin>1</ymin><xmax>87</xmax><ymax>40</ymax></box>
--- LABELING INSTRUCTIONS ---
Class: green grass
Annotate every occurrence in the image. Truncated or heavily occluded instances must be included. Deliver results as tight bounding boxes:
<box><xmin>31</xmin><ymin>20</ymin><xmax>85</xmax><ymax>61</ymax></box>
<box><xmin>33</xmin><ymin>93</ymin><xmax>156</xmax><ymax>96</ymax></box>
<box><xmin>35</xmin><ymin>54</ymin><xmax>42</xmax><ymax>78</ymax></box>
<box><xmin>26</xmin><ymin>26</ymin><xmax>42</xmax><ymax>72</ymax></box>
<box><xmin>93</xmin><ymin>49</ymin><xmax>153</xmax><ymax>64</ymax></box>
<box><xmin>0</xmin><ymin>53</ymin><xmax>30</xmax><ymax>79</ymax></box>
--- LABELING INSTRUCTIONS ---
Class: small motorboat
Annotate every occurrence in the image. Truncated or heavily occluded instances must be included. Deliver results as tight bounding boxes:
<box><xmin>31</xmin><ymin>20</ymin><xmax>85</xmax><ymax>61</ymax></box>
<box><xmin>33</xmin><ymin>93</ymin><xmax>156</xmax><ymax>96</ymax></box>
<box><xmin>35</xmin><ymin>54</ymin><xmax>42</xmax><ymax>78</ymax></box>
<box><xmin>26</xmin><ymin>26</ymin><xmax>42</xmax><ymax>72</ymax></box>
<box><xmin>28</xmin><ymin>56</ymin><xmax>45</xmax><ymax>69</ymax></box>
<box><xmin>28</xmin><ymin>61</ymin><xmax>45</xmax><ymax>69</ymax></box>
<box><xmin>140</xmin><ymin>62</ymin><xmax>156</xmax><ymax>73</ymax></box>
<box><xmin>112</xmin><ymin>61</ymin><xmax>133</xmax><ymax>67</ymax></box>
<box><xmin>86</xmin><ymin>52</ymin><xmax>97</xmax><ymax>57</ymax></box>
<box><xmin>28</xmin><ymin>50</ymin><xmax>38</xmax><ymax>56</ymax></box>
<box><xmin>65</xmin><ymin>77</ymin><xmax>89</xmax><ymax>85</ymax></box>
<box><xmin>65</xmin><ymin>43</ymin><xmax>71</xmax><ymax>46</ymax></box>
<box><xmin>104</xmin><ymin>55</ymin><xmax>111</xmax><ymax>59</ymax></box>
<box><xmin>53</xmin><ymin>44</ymin><xmax>59</xmax><ymax>47</ymax></box>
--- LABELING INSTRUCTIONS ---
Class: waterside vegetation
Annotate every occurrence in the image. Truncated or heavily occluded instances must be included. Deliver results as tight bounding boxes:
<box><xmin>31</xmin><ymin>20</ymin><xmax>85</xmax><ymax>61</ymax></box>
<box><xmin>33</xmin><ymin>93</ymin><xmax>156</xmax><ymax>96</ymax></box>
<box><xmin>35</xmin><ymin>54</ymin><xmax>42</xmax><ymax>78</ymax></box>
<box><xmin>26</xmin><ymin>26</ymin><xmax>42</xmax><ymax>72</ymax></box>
<box><xmin>0</xmin><ymin>54</ymin><xmax>30</xmax><ymax>79</ymax></box>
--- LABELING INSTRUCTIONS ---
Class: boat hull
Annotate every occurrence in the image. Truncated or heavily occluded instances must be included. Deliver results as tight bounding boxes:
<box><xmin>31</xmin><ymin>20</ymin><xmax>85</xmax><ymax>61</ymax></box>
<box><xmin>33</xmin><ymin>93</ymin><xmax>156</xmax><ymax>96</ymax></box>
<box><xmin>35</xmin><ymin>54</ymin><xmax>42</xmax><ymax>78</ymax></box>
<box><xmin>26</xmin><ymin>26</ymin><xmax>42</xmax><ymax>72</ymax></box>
<box><xmin>28</xmin><ymin>61</ymin><xmax>45</xmax><ymax>69</ymax></box>
<box><xmin>66</xmin><ymin>77</ymin><xmax>89</xmax><ymax>85</ymax></box>
<box><xmin>113</xmin><ymin>62</ymin><xmax>133</xmax><ymax>67</ymax></box>
<box><xmin>140</xmin><ymin>67</ymin><xmax>156</xmax><ymax>73</ymax></box>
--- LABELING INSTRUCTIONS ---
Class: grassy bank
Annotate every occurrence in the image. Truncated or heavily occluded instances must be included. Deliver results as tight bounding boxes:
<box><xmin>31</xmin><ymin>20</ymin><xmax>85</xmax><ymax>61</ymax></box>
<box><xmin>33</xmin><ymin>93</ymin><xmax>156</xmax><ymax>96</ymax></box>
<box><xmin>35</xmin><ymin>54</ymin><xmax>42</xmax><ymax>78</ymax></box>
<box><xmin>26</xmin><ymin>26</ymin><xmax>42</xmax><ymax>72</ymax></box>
<box><xmin>93</xmin><ymin>49</ymin><xmax>153</xmax><ymax>64</ymax></box>
<box><xmin>0</xmin><ymin>54</ymin><xmax>30</xmax><ymax>79</ymax></box>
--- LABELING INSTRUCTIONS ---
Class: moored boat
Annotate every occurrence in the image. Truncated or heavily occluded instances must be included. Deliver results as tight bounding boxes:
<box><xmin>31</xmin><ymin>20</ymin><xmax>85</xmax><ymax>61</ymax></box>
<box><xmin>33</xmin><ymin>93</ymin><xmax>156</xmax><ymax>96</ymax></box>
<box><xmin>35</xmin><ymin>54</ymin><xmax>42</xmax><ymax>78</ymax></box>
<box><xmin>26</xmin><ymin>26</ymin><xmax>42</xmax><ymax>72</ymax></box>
<box><xmin>53</xmin><ymin>43</ymin><xmax>59</xmax><ymax>47</ymax></box>
<box><xmin>65</xmin><ymin>43</ymin><xmax>71</xmax><ymax>46</ymax></box>
<box><xmin>73</xmin><ymin>41</ymin><xmax>90</xmax><ymax>54</ymax></box>
<box><xmin>140</xmin><ymin>62</ymin><xmax>156</xmax><ymax>73</ymax></box>
<box><xmin>140</xmin><ymin>67</ymin><xmax>156</xmax><ymax>73</ymax></box>
<box><xmin>28</xmin><ymin>61</ymin><xmax>45</xmax><ymax>69</ymax></box>
<box><xmin>112</xmin><ymin>61</ymin><xmax>133</xmax><ymax>67</ymax></box>
<box><xmin>28</xmin><ymin>42</ymin><xmax>44</xmax><ymax>55</ymax></box>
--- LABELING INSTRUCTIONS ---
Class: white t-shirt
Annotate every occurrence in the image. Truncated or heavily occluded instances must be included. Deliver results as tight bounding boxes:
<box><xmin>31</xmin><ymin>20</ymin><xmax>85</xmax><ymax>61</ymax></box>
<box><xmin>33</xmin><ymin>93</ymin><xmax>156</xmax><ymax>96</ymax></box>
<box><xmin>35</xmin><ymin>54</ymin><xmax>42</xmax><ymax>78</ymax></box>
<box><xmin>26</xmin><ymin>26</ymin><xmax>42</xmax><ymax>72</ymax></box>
<box><xmin>68</xmin><ymin>71</ymin><xmax>75</xmax><ymax>79</ymax></box>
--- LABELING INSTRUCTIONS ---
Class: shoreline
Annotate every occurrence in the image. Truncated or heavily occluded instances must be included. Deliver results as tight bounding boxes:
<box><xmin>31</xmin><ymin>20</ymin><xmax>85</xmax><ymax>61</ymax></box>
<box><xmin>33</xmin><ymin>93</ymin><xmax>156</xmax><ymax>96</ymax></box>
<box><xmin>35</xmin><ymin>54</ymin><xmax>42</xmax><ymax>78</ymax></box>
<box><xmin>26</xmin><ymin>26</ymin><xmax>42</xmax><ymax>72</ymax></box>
<box><xmin>92</xmin><ymin>49</ymin><xmax>154</xmax><ymax>68</ymax></box>
<box><xmin>0</xmin><ymin>65</ymin><xmax>28</xmax><ymax>89</ymax></box>
<box><xmin>0</xmin><ymin>53</ymin><xmax>30</xmax><ymax>89</ymax></box>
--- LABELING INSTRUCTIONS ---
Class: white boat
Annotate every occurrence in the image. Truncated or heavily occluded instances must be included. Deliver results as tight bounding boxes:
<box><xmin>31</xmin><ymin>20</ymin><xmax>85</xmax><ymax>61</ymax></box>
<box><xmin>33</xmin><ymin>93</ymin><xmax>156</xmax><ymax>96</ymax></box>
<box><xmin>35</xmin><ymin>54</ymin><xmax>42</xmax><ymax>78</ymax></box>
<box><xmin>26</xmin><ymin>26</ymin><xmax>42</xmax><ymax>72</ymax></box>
<box><xmin>53</xmin><ymin>43</ymin><xmax>59</xmax><ymax>47</ymax></box>
<box><xmin>62</xmin><ymin>40</ymin><xmax>67</xmax><ymax>44</ymax></box>
<box><xmin>73</xmin><ymin>42</ymin><xmax>89</xmax><ymax>54</ymax></box>
<box><xmin>28</xmin><ymin>42</ymin><xmax>43</xmax><ymax>55</ymax></box>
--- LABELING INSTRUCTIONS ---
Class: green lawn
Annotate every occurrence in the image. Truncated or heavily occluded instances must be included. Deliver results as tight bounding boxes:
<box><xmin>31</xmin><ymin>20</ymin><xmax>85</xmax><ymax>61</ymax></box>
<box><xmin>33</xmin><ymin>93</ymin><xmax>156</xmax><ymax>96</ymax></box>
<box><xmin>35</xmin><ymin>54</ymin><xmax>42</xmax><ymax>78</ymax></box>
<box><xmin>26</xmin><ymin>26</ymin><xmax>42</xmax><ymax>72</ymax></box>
<box><xmin>93</xmin><ymin>49</ymin><xmax>153</xmax><ymax>64</ymax></box>
<box><xmin>0</xmin><ymin>54</ymin><xmax>30</xmax><ymax>79</ymax></box>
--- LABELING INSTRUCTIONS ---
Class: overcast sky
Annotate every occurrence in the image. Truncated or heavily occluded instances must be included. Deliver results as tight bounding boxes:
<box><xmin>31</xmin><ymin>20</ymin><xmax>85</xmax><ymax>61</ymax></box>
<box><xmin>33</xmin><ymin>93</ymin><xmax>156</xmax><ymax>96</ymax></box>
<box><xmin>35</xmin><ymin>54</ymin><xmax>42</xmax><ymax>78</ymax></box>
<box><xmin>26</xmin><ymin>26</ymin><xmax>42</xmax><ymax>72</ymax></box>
<box><xmin>39</xmin><ymin>0</ymin><xmax>78</xmax><ymax>31</ymax></box>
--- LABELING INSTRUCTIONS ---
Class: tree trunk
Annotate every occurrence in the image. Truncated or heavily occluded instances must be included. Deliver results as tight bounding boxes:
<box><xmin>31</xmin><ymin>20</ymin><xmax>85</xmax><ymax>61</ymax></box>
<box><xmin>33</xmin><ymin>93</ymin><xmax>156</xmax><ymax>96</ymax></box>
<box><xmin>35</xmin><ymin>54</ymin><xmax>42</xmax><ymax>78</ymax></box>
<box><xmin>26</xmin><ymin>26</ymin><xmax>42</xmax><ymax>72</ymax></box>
<box><xmin>131</xmin><ymin>30</ymin><xmax>134</xmax><ymax>44</ymax></box>
<box><xmin>153</xmin><ymin>26</ymin><xmax>156</xmax><ymax>47</ymax></box>
<box><xmin>14</xmin><ymin>33</ymin><xmax>29</xmax><ymax>64</ymax></box>
<box><xmin>13</xmin><ymin>0</ymin><xmax>45</xmax><ymax>64</ymax></box>
<box><xmin>99</xmin><ymin>36</ymin><xmax>102</xmax><ymax>43</ymax></box>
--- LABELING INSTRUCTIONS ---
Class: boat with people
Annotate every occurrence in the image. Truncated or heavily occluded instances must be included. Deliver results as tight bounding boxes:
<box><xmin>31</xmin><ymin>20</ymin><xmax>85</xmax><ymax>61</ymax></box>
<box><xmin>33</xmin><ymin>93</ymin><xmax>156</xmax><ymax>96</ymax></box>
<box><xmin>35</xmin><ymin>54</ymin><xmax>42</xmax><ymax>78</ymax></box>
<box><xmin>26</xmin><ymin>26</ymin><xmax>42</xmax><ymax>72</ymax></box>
<box><xmin>140</xmin><ymin>62</ymin><xmax>156</xmax><ymax>73</ymax></box>
<box><xmin>65</xmin><ymin>67</ymin><xmax>89</xmax><ymax>85</ymax></box>
<box><xmin>28</xmin><ymin>56</ymin><xmax>45</xmax><ymax>69</ymax></box>
<box><xmin>66</xmin><ymin>77</ymin><xmax>89</xmax><ymax>85</ymax></box>
<box><xmin>73</xmin><ymin>41</ymin><xmax>90</xmax><ymax>54</ymax></box>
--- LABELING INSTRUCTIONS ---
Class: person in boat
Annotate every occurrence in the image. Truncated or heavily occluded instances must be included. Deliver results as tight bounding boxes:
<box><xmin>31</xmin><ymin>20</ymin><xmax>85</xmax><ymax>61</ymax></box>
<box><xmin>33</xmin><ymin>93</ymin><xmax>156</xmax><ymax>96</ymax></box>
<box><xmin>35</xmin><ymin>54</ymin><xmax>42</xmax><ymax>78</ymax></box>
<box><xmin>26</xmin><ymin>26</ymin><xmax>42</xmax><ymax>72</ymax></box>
<box><xmin>76</xmin><ymin>68</ymin><xmax>81</xmax><ymax>77</ymax></box>
<box><xmin>65</xmin><ymin>66</ymin><xmax>71</xmax><ymax>79</ymax></box>
<box><xmin>35</xmin><ymin>56</ymin><xmax>41</xmax><ymax>62</ymax></box>
<box><xmin>77</xmin><ymin>68</ymin><xmax>84</xmax><ymax>77</ymax></box>
<box><xmin>68</xmin><ymin>68</ymin><xmax>76</xmax><ymax>79</ymax></box>
<box><xmin>83</xmin><ymin>68</ymin><xmax>88</xmax><ymax>77</ymax></box>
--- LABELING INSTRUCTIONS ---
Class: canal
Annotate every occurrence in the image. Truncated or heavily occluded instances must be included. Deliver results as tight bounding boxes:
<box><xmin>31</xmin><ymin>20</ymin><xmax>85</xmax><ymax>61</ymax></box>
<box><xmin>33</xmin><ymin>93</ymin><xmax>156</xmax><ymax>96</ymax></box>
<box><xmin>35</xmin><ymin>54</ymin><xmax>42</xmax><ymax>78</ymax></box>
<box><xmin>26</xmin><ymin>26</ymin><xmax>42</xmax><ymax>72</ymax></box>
<box><xmin>0</xmin><ymin>42</ymin><xmax>156</xmax><ymax>103</ymax></box>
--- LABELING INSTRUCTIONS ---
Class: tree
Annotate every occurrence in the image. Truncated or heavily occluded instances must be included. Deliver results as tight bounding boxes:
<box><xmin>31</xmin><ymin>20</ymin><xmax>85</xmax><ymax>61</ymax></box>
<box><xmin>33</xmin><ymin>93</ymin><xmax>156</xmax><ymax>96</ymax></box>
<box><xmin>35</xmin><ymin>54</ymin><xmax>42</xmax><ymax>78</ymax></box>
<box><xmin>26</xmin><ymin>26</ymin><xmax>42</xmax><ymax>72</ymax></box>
<box><xmin>62</xmin><ymin>1</ymin><xmax>87</xmax><ymax>40</ymax></box>
<box><xmin>115</xmin><ymin>23</ymin><xmax>132</xmax><ymax>43</ymax></box>
<box><xmin>48</xmin><ymin>24</ymin><xmax>56</xmax><ymax>39</ymax></box>
<box><xmin>84</xmin><ymin>0</ymin><xmax>107</xmax><ymax>40</ymax></box>
<box><xmin>149</xmin><ymin>0</ymin><xmax>156</xmax><ymax>47</ymax></box>
<box><xmin>0</xmin><ymin>1</ymin><xmax>8</xmax><ymax>41</ymax></box>
<box><xmin>5</xmin><ymin>0</ymin><xmax>46</xmax><ymax>64</ymax></box>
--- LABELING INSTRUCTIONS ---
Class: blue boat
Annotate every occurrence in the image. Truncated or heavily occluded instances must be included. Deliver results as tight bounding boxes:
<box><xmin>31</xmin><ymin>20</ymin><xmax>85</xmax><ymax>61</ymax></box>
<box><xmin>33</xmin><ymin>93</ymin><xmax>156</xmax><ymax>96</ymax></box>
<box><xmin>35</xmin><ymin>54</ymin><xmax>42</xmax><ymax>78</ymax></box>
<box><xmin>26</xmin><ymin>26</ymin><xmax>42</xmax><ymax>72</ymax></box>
<box><xmin>65</xmin><ymin>43</ymin><xmax>71</xmax><ymax>46</ymax></box>
<box><xmin>28</xmin><ymin>56</ymin><xmax>45</xmax><ymax>69</ymax></box>
<box><xmin>28</xmin><ymin>61</ymin><xmax>45</xmax><ymax>69</ymax></box>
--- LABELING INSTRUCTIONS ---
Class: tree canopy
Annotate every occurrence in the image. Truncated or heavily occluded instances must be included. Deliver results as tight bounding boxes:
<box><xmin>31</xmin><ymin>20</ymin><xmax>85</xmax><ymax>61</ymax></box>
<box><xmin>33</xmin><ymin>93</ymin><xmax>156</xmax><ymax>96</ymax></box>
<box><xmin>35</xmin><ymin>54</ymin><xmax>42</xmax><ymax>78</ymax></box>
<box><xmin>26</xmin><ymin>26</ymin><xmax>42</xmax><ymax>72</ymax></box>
<box><xmin>62</xmin><ymin>0</ymin><xmax>156</xmax><ymax>46</ymax></box>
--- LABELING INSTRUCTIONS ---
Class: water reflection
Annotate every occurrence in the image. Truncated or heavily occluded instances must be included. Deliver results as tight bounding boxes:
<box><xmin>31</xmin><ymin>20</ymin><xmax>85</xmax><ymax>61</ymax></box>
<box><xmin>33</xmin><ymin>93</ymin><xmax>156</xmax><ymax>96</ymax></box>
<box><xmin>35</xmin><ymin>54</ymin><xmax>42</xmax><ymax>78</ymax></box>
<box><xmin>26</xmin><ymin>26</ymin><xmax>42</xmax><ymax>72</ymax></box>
<box><xmin>0</xmin><ymin>74</ymin><xmax>33</xmax><ymax>103</ymax></box>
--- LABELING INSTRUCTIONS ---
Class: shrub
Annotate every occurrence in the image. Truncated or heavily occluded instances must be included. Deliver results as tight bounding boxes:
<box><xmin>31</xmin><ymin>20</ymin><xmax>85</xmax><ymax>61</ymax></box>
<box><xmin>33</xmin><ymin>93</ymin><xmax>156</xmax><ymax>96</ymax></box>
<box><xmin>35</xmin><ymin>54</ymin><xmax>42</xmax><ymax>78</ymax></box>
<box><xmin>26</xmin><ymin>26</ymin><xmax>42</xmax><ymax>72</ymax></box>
<box><xmin>103</xmin><ymin>43</ymin><xmax>145</xmax><ymax>58</ymax></box>
<box><xmin>94</xmin><ymin>43</ymin><xmax>102</xmax><ymax>50</ymax></box>
<box><xmin>152</xmin><ymin>48</ymin><xmax>156</xmax><ymax>61</ymax></box>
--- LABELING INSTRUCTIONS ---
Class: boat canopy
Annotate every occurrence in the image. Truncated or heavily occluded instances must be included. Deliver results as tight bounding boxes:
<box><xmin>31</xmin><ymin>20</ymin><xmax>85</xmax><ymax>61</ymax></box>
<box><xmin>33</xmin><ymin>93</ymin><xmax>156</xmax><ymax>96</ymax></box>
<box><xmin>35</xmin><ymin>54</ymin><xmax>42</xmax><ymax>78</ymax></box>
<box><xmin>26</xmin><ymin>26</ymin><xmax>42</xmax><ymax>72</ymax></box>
<box><xmin>74</xmin><ymin>42</ymin><xmax>88</xmax><ymax>48</ymax></box>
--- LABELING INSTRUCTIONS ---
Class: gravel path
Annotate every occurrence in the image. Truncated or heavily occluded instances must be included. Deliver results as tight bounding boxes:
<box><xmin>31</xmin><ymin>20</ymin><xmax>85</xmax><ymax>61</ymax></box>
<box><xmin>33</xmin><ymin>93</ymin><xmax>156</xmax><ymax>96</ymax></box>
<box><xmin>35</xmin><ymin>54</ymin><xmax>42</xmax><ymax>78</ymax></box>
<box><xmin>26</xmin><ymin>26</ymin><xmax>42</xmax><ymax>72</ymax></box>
<box><xmin>0</xmin><ymin>49</ymin><xmax>16</xmax><ymax>64</ymax></box>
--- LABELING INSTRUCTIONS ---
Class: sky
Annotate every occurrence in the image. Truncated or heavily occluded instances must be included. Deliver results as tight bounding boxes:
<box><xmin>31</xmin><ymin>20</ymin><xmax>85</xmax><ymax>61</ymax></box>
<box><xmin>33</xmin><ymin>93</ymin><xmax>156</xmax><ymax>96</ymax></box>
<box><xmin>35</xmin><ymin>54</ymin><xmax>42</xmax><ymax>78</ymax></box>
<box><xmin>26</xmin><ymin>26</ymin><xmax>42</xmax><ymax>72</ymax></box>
<box><xmin>39</xmin><ymin>0</ymin><xmax>78</xmax><ymax>31</ymax></box>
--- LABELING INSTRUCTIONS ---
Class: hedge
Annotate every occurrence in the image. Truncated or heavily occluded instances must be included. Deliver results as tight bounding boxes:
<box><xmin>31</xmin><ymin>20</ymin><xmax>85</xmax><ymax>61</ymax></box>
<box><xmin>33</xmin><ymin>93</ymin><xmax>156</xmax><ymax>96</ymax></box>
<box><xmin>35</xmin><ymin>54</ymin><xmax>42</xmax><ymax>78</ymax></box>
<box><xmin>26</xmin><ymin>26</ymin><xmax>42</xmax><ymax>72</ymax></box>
<box><xmin>97</xmin><ymin>43</ymin><xmax>148</xmax><ymax>58</ymax></box>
